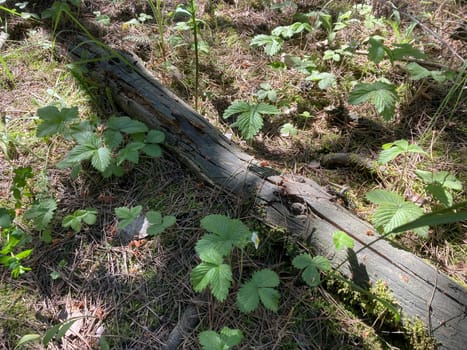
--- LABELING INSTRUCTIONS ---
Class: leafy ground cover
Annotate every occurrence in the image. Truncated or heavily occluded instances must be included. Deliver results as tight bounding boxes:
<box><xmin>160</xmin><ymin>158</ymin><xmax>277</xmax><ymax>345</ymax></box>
<box><xmin>0</xmin><ymin>0</ymin><xmax>465</xmax><ymax>349</ymax></box>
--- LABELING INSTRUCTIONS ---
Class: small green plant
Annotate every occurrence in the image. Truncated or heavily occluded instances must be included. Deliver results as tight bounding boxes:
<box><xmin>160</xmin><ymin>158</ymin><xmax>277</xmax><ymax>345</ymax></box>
<box><xmin>305</xmin><ymin>71</ymin><xmax>337</xmax><ymax>90</ymax></box>
<box><xmin>36</xmin><ymin>105</ymin><xmax>165</xmax><ymax>178</ymax></box>
<box><xmin>147</xmin><ymin>0</ymin><xmax>167</xmax><ymax>58</ymax></box>
<box><xmin>348</xmin><ymin>80</ymin><xmax>399</xmax><ymax>120</ymax></box>
<box><xmin>23</xmin><ymin>198</ymin><xmax>57</xmax><ymax>243</ymax></box>
<box><xmin>62</xmin><ymin>208</ymin><xmax>98</xmax><ymax>233</ymax></box>
<box><xmin>115</xmin><ymin>205</ymin><xmax>143</xmax><ymax>229</ymax></box>
<box><xmin>191</xmin><ymin>214</ymin><xmax>281</xmax><ymax>312</ymax></box>
<box><xmin>174</xmin><ymin>0</ymin><xmax>206</xmax><ymax>110</ymax></box>
<box><xmin>292</xmin><ymin>254</ymin><xmax>331</xmax><ymax>287</ymax></box>
<box><xmin>145</xmin><ymin>210</ymin><xmax>176</xmax><ymax>236</ymax></box>
<box><xmin>255</xmin><ymin>82</ymin><xmax>277</xmax><ymax>102</ymax></box>
<box><xmin>199</xmin><ymin>327</ymin><xmax>244</xmax><ymax>350</ymax></box>
<box><xmin>223</xmin><ymin>100</ymin><xmax>280</xmax><ymax>140</ymax></box>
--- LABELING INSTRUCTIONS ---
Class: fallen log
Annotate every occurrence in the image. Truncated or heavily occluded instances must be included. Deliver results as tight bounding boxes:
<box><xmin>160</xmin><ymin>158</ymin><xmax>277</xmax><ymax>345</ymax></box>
<box><xmin>69</xmin><ymin>40</ymin><xmax>467</xmax><ymax>350</ymax></box>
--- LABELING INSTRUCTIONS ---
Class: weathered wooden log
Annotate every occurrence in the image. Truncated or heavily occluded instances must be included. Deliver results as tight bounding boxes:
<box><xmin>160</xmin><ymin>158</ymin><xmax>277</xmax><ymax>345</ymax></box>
<box><xmin>69</xmin><ymin>40</ymin><xmax>466</xmax><ymax>349</ymax></box>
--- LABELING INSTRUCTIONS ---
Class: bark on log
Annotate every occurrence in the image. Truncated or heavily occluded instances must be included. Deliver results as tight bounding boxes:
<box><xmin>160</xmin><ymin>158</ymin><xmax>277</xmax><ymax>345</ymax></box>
<box><xmin>69</xmin><ymin>40</ymin><xmax>467</xmax><ymax>350</ymax></box>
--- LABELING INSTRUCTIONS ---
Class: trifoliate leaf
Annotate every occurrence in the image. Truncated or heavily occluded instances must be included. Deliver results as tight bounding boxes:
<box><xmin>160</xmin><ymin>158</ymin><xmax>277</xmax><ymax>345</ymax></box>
<box><xmin>236</xmin><ymin>269</ymin><xmax>280</xmax><ymax>313</ymax></box>
<box><xmin>36</xmin><ymin>105</ymin><xmax>79</xmax><ymax>137</ymax></box>
<box><xmin>292</xmin><ymin>254</ymin><xmax>331</xmax><ymax>287</ymax></box>
<box><xmin>378</xmin><ymin>139</ymin><xmax>426</xmax><ymax>164</ymax></box>
<box><xmin>115</xmin><ymin>205</ymin><xmax>142</xmax><ymax>229</ymax></box>
<box><xmin>306</xmin><ymin>71</ymin><xmax>337</xmax><ymax>89</ymax></box>
<box><xmin>62</xmin><ymin>209</ymin><xmax>97</xmax><ymax>233</ymax></box>
<box><xmin>250</xmin><ymin>34</ymin><xmax>283</xmax><ymax>56</ymax></box>
<box><xmin>348</xmin><ymin>81</ymin><xmax>398</xmax><ymax>120</ymax></box>
<box><xmin>146</xmin><ymin>210</ymin><xmax>176</xmax><ymax>236</ymax></box>
<box><xmin>280</xmin><ymin>123</ymin><xmax>298</xmax><ymax>137</ymax></box>
<box><xmin>107</xmin><ymin>116</ymin><xmax>148</xmax><ymax>134</ymax></box>
<box><xmin>199</xmin><ymin>327</ymin><xmax>243</xmax><ymax>350</ymax></box>
<box><xmin>196</xmin><ymin>215</ymin><xmax>251</xmax><ymax>256</ymax></box>
<box><xmin>333</xmin><ymin>230</ymin><xmax>355</xmax><ymax>250</ymax></box>
<box><xmin>415</xmin><ymin>170</ymin><xmax>462</xmax><ymax>190</ymax></box>
<box><xmin>24</xmin><ymin>198</ymin><xmax>57</xmax><ymax>231</ymax></box>
<box><xmin>220</xmin><ymin>327</ymin><xmax>244</xmax><ymax>347</ymax></box>
<box><xmin>192</xmin><ymin>249</ymin><xmax>232</xmax><ymax>302</ymax></box>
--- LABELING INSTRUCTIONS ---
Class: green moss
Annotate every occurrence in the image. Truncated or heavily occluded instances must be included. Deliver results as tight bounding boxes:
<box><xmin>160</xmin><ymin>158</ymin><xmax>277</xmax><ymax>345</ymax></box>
<box><xmin>0</xmin><ymin>283</ymin><xmax>41</xmax><ymax>347</ymax></box>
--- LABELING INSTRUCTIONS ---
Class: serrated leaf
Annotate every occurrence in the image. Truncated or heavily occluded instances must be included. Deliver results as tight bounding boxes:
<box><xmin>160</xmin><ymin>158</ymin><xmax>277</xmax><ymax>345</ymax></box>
<box><xmin>349</xmin><ymin>81</ymin><xmax>398</xmax><ymax>120</ymax></box>
<box><xmin>391</xmin><ymin>43</ymin><xmax>425</xmax><ymax>61</ymax></box>
<box><xmin>306</xmin><ymin>71</ymin><xmax>337</xmax><ymax>89</ymax></box>
<box><xmin>378</xmin><ymin>139</ymin><xmax>426</xmax><ymax>164</ymax></box>
<box><xmin>390</xmin><ymin>202</ymin><xmax>467</xmax><ymax>233</ymax></box>
<box><xmin>220</xmin><ymin>327</ymin><xmax>244</xmax><ymax>347</ymax></box>
<box><xmin>115</xmin><ymin>205</ymin><xmax>142</xmax><ymax>229</ymax></box>
<box><xmin>415</xmin><ymin>170</ymin><xmax>462</xmax><ymax>190</ymax></box>
<box><xmin>103</xmin><ymin>129</ymin><xmax>123</xmax><ymax>149</ymax></box>
<box><xmin>250</xmin><ymin>34</ymin><xmax>283</xmax><ymax>56</ymax></box>
<box><xmin>142</xmin><ymin>144</ymin><xmax>162</xmax><ymax>157</ymax></box>
<box><xmin>293</xmin><ymin>254</ymin><xmax>330</xmax><ymax>287</ymax></box>
<box><xmin>333</xmin><ymin>231</ymin><xmax>355</xmax><ymax>250</ymax></box>
<box><xmin>24</xmin><ymin>198</ymin><xmax>57</xmax><ymax>231</ymax></box>
<box><xmin>146</xmin><ymin>130</ymin><xmax>165</xmax><ymax>143</ymax></box>
<box><xmin>191</xmin><ymin>250</ymin><xmax>232</xmax><ymax>302</ymax></box>
<box><xmin>406</xmin><ymin>62</ymin><xmax>432</xmax><ymax>80</ymax></box>
<box><xmin>107</xmin><ymin>116</ymin><xmax>148</xmax><ymax>134</ymax></box>
<box><xmin>199</xmin><ymin>331</ymin><xmax>223</xmax><ymax>350</ymax></box>
<box><xmin>292</xmin><ymin>253</ymin><xmax>313</xmax><ymax>269</ymax></box>
<box><xmin>302</xmin><ymin>264</ymin><xmax>320</xmax><ymax>287</ymax></box>
<box><xmin>196</xmin><ymin>215</ymin><xmax>251</xmax><ymax>256</ymax></box>
<box><xmin>257</xmin><ymin>287</ymin><xmax>280</xmax><ymax>312</ymax></box>
<box><xmin>425</xmin><ymin>183</ymin><xmax>452</xmax><ymax>207</ymax></box>
<box><xmin>236</xmin><ymin>281</ymin><xmax>259</xmax><ymax>313</ymax></box>
<box><xmin>36</xmin><ymin>105</ymin><xmax>79</xmax><ymax>137</ymax></box>
<box><xmin>312</xmin><ymin>256</ymin><xmax>332</xmax><ymax>271</ymax></box>
<box><xmin>237</xmin><ymin>269</ymin><xmax>280</xmax><ymax>313</ymax></box>
<box><xmin>368</xmin><ymin>36</ymin><xmax>386</xmax><ymax>64</ymax></box>
<box><xmin>368</xmin><ymin>190</ymin><xmax>428</xmax><ymax>236</ymax></box>
<box><xmin>92</xmin><ymin>146</ymin><xmax>111</xmax><ymax>172</ymax></box>
<box><xmin>280</xmin><ymin>123</ymin><xmax>298</xmax><ymax>137</ymax></box>
<box><xmin>366</xmin><ymin>190</ymin><xmax>405</xmax><ymax>205</ymax></box>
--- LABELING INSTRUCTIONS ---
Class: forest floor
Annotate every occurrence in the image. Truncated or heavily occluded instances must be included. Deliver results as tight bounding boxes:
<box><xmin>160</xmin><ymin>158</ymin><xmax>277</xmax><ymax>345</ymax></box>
<box><xmin>0</xmin><ymin>0</ymin><xmax>466</xmax><ymax>349</ymax></box>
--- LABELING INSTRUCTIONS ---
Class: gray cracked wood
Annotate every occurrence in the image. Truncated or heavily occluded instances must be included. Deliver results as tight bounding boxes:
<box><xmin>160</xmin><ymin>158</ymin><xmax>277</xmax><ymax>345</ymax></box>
<box><xmin>69</xmin><ymin>40</ymin><xmax>467</xmax><ymax>350</ymax></box>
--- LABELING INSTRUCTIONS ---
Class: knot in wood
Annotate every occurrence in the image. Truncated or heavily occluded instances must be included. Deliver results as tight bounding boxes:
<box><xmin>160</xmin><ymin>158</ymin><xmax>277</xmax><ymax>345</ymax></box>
<box><xmin>290</xmin><ymin>202</ymin><xmax>307</xmax><ymax>215</ymax></box>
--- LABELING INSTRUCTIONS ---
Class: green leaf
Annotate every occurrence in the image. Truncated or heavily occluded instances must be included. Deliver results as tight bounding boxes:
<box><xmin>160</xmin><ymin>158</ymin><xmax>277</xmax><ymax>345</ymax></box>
<box><xmin>306</xmin><ymin>71</ymin><xmax>337</xmax><ymax>89</ymax></box>
<box><xmin>250</xmin><ymin>34</ymin><xmax>283</xmax><ymax>56</ymax></box>
<box><xmin>406</xmin><ymin>62</ymin><xmax>432</xmax><ymax>80</ymax></box>
<box><xmin>366</xmin><ymin>190</ymin><xmax>428</xmax><ymax>237</ymax></box>
<box><xmin>271</xmin><ymin>22</ymin><xmax>312</xmax><ymax>38</ymax></box>
<box><xmin>390</xmin><ymin>43</ymin><xmax>425</xmax><ymax>61</ymax></box>
<box><xmin>378</xmin><ymin>139</ymin><xmax>426</xmax><ymax>164</ymax></box>
<box><xmin>368</xmin><ymin>36</ymin><xmax>386</xmax><ymax>64</ymax></box>
<box><xmin>192</xmin><ymin>249</ymin><xmax>232</xmax><ymax>302</ymax></box>
<box><xmin>236</xmin><ymin>269</ymin><xmax>280</xmax><ymax>313</ymax></box>
<box><xmin>24</xmin><ymin>198</ymin><xmax>57</xmax><ymax>231</ymax></box>
<box><xmin>223</xmin><ymin>101</ymin><xmax>280</xmax><ymax>140</ymax></box>
<box><xmin>62</xmin><ymin>209</ymin><xmax>97</xmax><ymax>232</ymax></box>
<box><xmin>279</xmin><ymin>123</ymin><xmax>298</xmax><ymax>137</ymax></box>
<box><xmin>333</xmin><ymin>231</ymin><xmax>355</xmax><ymax>250</ymax></box>
<box><xmin>199</xmin><ymin>327</ymin><xmax>243</xmax><ymax>350</ymax></box>
<box><xmin>106</xmin><ymin>116</ymin><xmax>148</xmax><ymax>134</ymax></box>
<box><xmin>292</xmin><ymin>254</ymin><xmax>331</xmax><ymax>287</ymax></box>
<box><xmin>348</xmin><ymin>81</ymin><xmax>398</xmax><ymax>120</ymax></box>
<box><xmin>117</xmin><ymin>142</ymin><xmax>144</xmax><ymax>165</ymax></box>
<box><xmin>415</xmin><ymin>170</ymin><xmax>462</xmax><ymax>190</ymax></box>
<box><xmin>142</xmin><ymin>143</ymin><xmax>162</xmax><ymax>157</ymax></box>
<box><xmin>92</xmin><ymin>146</ymin><xmax>111</xmax><ymax>172</ymax></box>
<box><xmin>426</xmin><ymin>183</ymin><xmax>452</xmax><ymax>207</ymax></box>
<box><xmin>115</xmin><ymin>205</ymin><xmax>142</xmax><ymax>229</ymax></box>
<box><xmin>103</xmin><ymin>129</ymin><xmax>123</xmax><ymax>149</ymax></box>
<box><xmin>36</xmin><ymin>105</ymin><xmax>79</xmax><ymax>137</ymax></box>
<box><xmin>145</xmin><ymin>130</ymin><xmax>165</xmax><ymax>144</ymax></box>
<box><xmin>196</xmin><ymin>215</ymin><xmax>251</xmax><ymax>256</ymax></box>
<box><xmin>389</xmin><ymin>202</ymin><xmax>467</xmax><ymax>233</ymax></box>
<box><xmin>14</xmin><ymin>334</ymin><xmax>41</xmax><ymax>349</ymax></box>
<box><xmin>146</xmin><ymin>210</ymin><xmax>176</xmax><ymax>236</ymax></box>
<box><xmin>0</xmin><ymin>208</ymin><xmax>13</xmax><ymax>228</ymax></box>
